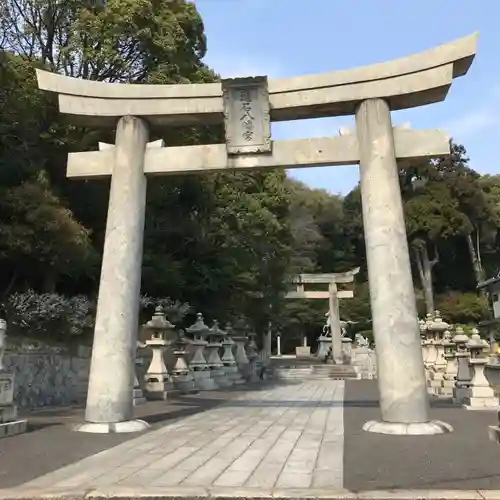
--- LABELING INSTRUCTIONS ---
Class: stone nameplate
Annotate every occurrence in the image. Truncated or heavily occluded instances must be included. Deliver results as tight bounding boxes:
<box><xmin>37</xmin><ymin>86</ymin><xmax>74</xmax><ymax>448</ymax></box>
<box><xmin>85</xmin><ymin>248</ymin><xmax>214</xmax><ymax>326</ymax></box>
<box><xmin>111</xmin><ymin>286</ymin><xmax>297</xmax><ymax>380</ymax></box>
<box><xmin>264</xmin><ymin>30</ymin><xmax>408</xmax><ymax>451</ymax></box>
<box><xmin>221</xmin><ymin>76</ymin><xmax>272</xmax><ymax>155</ymax></box>
<box><xmin>0</xmin><ymin>373</ymin><xmax>14</xmax><ymax>406</ymax></box>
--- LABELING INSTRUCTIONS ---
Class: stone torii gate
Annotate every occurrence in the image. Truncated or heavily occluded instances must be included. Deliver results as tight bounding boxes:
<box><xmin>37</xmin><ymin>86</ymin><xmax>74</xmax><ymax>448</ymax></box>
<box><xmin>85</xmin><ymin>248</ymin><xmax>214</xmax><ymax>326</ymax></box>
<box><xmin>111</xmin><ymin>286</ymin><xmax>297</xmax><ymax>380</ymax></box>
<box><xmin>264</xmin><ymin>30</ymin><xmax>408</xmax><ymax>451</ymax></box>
<box><xmin>36</xmin><ymin>33</ymin><xmax>477</xmax><ymax>435</ymax></box>
<box><xmin>285</xmin><ymin>268</ymin><xmax>359</xmax><ymax>363</ymax></box>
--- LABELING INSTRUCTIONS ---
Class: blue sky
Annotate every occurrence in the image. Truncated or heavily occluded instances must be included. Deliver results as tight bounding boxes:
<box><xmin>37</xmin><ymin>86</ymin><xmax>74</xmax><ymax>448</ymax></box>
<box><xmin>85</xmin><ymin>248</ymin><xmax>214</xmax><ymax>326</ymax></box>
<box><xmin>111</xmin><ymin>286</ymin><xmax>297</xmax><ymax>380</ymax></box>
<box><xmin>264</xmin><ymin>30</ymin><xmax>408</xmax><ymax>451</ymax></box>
<box><xmin>194</xmin><ymin>0</ymin><xmax>499</xmax><ymax>195</ymax></box>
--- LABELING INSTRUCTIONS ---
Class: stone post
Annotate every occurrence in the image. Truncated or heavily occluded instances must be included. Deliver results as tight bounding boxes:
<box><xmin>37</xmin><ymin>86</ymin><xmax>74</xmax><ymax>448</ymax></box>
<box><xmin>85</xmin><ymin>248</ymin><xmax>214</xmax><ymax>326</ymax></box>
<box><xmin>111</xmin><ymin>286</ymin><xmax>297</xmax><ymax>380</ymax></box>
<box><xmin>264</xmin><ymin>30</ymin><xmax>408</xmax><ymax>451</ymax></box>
<box><xmin>356</xmin><ymin>99</ymin><xmax>451</xmax><ymax>435</ymax></box>
<box><xmin>276</xmin><ymin>333</ymin><xmax>282</xmax><ymax>357</ymax></box>
<box><xmin>263</xmin><ymin>322</ymin><xmax>272</xmax><ymax>362</ymax></box>
<box><xmin>78</xmin><ymin>116</ymin><xmax>149</xmax><ymax>434</ymax></box>
<box><xmin>328</xmin><ymin>282</ymin><xmax>343</xmax><ymax>364</ymax></box>
<box><xmin>0</xmin><ymin>320</ymin><xmax>5</xmax><ymax>372</ymax></box>
<box><xmin>441</xmin><ymin>331</ymin><xmax>457</xmax><ymax>397</ymax></box>
<box><xmin>0</xmin><ymin>319</ymin><xmax>28</xmax><ymax>438</ymax></box>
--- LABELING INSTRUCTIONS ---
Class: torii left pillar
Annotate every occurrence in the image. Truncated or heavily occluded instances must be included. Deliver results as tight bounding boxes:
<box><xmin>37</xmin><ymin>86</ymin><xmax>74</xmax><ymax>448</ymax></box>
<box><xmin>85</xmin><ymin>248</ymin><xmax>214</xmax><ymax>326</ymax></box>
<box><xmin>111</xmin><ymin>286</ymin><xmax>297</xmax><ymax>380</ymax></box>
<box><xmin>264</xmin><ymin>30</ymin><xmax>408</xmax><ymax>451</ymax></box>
<box><xmin>74</xmin><ymin>116</ymin><xmax>153</xmax><ymax>433</ymax></box>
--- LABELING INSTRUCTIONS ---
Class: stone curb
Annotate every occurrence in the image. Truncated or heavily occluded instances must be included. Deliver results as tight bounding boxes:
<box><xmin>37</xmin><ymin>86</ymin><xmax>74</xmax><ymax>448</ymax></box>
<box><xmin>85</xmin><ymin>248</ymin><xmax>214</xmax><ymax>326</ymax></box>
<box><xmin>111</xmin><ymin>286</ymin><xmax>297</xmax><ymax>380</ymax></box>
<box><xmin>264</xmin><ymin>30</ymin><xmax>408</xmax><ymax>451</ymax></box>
<box><xmin>0</xmin><ymin>488</ymin><xmax>497</xmax><ymax>500</ymax></box>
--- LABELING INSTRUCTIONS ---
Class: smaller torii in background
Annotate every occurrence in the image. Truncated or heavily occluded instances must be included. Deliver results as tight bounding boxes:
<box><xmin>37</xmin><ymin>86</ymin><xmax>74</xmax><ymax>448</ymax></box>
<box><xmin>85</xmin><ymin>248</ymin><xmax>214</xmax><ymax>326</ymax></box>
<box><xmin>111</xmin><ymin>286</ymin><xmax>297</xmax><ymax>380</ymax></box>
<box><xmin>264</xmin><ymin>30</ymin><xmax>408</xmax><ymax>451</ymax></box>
<box><xmin>285</xmin><ymin>267</ymin><xmax>360</xmax><ymax>363</ymax></box>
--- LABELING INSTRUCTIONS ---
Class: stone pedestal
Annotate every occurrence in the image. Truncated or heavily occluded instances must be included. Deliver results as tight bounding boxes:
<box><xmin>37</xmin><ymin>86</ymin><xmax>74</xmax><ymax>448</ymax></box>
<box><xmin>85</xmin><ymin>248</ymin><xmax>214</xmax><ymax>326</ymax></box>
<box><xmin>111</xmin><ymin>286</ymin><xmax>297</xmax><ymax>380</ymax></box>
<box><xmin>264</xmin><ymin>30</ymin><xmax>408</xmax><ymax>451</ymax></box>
<box><xmin>341</xmin><ymin>337</ymin><xmax>353</xmax><ymax>364</ymax></box>
<box><xmin>454</xmin><ymin>356</ymin><xmax>472</xmax><ymax>403</ymax></box>
<box><xmin>205</xmin><ymin>341</ymin><xmax>231</xmax><ymax>387</ymax></box>
<box><xmin>453</xmin><ymin>329</ymin><xmax>472</xmax><ymax>404</ymax></box>
<box><xmin>316</xmin><ymin>335</ymin><xmax>331</xmax><ymax>360</ymax></box>
<box><xmin>221</xmin><ymin>333</ymin><xmax>244</xmax><ymax>385</ymax></box>
<box><xmin>186</xmin><ymin>313</ymin><xmax>218</xmax><ymax>391</ymax></box>
<box><xmin>246</xmin><ymin>332</ymin><xmax>261</xmax><ymax>383</ymax></box>
<box><xmin>206</xmin><ymin>321</ymin><xmax>232</xmax><ymax>387</ymax></box>
<box><xmin>133</xmin><ymin>372</ymin><xmax>146</xmax><ymax>406</ymax></box>
<box><xmin>295</xmin><ymin>345</ymin><xmax>311</xmax><ymax>358</ymax></box>
<box><xmin>171</xmin><ymin>342</ymin><xmax>196</xmax><ymax>394</ymax></box>
<box><xmin>0</xmin><ymin>373</ymin><xmax>27</xmax><ymax>439</ymax></box>
<box><xmin>352</xmin><ymin>346</ymin><xmax>377</xmax><ymax>380</ymax></box>
<box><xmin>192</xmin><ymin>369</ymin><xmax>217</xmax><ymax>391</ymax></box>
<box><xmin>233</xmin><ymin>335</ymin><xmax>252</xmax><ymax>381</ymax></box>
<box><xmin>189</xmin><ymin>341</ymin><xmax>217</xmax><ymax>391</ymax></box>
<box><xmin>144</xmin><ymin>343</ymin><xmax>174</xmax><ymax>401</ymax></box>
<box><xmin>440</xmin><ymin>334</ymin><xmax>457</xmax><ymax>397</ymax></box>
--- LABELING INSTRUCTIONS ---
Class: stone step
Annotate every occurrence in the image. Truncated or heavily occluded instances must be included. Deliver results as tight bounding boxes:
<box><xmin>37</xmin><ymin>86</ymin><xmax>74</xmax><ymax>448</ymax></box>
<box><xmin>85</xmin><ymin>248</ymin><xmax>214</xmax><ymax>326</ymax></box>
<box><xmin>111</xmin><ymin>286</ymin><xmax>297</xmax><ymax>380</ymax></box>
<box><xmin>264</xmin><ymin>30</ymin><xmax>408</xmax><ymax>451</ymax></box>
<box><xmin>273</xmin><ymin>365</ymin><xmax>357</xmax><ymax>380</ymax></box>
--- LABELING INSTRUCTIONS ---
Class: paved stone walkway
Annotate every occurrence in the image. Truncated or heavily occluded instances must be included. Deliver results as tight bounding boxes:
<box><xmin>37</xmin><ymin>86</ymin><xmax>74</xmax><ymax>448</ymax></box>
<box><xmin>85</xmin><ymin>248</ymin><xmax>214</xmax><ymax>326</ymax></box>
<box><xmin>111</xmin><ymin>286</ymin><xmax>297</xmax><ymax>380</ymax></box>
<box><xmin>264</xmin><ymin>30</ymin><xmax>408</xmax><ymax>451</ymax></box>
<box><xmin>20</xmin><ymin>381</ymin><xmax>345</xmax><ymax>492</ymax></box>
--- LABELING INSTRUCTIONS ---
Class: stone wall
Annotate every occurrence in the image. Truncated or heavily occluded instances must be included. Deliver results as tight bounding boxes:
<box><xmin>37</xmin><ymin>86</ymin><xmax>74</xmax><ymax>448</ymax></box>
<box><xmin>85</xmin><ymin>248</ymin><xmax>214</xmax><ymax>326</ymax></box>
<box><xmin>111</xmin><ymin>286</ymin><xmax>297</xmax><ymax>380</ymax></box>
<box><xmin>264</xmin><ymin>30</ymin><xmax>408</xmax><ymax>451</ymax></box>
<box><xmin>3</xmin><ymin>346</ymin><xmax>91</xmax><ymax>410</ymax></box>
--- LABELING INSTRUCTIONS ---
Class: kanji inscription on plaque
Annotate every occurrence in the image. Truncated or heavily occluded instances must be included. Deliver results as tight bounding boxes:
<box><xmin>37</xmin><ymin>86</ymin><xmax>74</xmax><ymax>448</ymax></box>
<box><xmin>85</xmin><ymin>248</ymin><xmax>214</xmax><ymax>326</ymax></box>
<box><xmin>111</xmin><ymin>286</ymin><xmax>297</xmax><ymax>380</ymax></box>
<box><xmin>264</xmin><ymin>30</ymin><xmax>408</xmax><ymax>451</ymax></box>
<box><xmin>221</xmin><ymin>76</ymin><xmax>271</xmax><ymax>155</ymax></box>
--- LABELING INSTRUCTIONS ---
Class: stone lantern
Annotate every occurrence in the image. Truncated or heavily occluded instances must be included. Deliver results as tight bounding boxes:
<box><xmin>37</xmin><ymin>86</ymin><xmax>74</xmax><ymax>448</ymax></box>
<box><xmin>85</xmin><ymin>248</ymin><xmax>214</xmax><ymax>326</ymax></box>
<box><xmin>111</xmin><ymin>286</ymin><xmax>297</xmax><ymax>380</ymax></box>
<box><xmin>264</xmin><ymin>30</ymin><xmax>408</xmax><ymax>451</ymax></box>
<box><xmin>316</xmin><ymin>317</ymin><xmax>331</xmax><ymax>360</ymax></box>
<box><xmin>423</xmin><ymin>313</ymin><xmax>437</xmax><ymax>370</ymax></box>
<box><xmin>143</xmin><ymin>306</ymin><xmax>176</xmax><ymax>400</ymax></box>
<box><xmin>170</xmin><ymin>330</ymin><xmax>196</xmax><ymax>394</ymax></box>
<box><xmin>246</xmin><ymin>328</ymin><xmax>261</xmax><ymax>382</ymax></box>
<box><xmin>441</xmin><ymin>330</ymin><xmax>457</xmax><ymax>397</ymax></box>
<box><xmin>186</xmin><ymin>313</ymin><xmax>217</xmax><ymax>391</ymax></box>
<box><xmin>464</xmin><ymin>330</ymin><xmax>499</xmax><ymax>410</ymax></box>
<box><xmin>426</xmin><ymin>311</ymin><xmax>450</xmax><ymax>395</ymax></box>
<box><xmin>222</xmin><ymin>323</ymin><xmax>244</xmax><ymax>385</ymax></box>
<box><xmin>453</xmin><ymin>327</ymin><xmax>472</xmax><ymax>404</ymax></box>
<box><xmin>419</xmin><ymin>319</ymin><xmax>429</xmax><ymax>367</ymax></box>
<box><xmin>231</xmin><ymin>318</ymin><xmax>251</xmax><ymax>381</ymax></box>
<box><xmin>206</xmin><ymin>321</ymin><xmax>231</xmax><ymax>387</ymax></box>
<box><xmin>0</xmin><ymin>319</ymin><xmax>6</xmax><ymax>372</ymax></box>
<box><xmin>430</xmin><ymin>311</ymin><xmax>449</xmax><ymax>372</ymax></box>
<box><xmin>340</xmin><ymin>321</ymin><xmax>353</xmax><ymax>364</ymax></box>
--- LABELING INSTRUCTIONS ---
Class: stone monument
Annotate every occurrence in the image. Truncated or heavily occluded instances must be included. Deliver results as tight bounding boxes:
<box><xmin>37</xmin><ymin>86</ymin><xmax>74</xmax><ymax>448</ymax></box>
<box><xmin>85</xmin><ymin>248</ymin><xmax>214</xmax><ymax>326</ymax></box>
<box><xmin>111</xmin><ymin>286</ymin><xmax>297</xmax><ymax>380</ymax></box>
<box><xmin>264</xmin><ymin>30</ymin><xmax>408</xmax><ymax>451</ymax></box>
<box><xmin>36</xmin><ymin>33</ymin><xmax>478</xmax><ymax>434</ymax></box>
<box><xmin>0</xmin><ymin>319</ymin><xmax>27</xmax><ymax>438</ymax></box>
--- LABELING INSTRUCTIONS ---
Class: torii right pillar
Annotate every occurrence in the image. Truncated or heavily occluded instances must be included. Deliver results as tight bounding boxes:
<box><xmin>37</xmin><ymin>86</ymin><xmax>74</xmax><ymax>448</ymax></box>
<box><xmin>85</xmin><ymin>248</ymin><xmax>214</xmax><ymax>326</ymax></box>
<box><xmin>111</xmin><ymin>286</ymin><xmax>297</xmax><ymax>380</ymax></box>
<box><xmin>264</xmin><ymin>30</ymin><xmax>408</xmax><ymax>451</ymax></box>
<box><xmin>356</xmin><ymin>100</ymin><xmax>453</xmax><ymax>435</ymax></box>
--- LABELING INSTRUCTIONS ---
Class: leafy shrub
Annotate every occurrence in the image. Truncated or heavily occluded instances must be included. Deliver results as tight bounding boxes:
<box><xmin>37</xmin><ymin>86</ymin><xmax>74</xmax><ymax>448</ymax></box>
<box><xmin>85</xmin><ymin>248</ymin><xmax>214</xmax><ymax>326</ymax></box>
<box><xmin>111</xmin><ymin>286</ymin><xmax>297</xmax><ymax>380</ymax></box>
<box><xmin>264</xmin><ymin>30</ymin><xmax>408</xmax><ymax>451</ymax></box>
<box><xmin>2</xmin><ymin>290</ymin><xmax>192</xmax><ymax>341</ymax></box>
<box><xmin>4</xmin><ymin>290</ymin><xmax>95</xmax><ymax>339</ymax></box>
<box><xmin>436</xmin><ymin>292</ymin><xmax>490</xmax><ymax>325</ymax></box>
<box><xmin>139</xmin><ymin>295</ymin><xmax>192</xmax><ymax>325</ymax></box>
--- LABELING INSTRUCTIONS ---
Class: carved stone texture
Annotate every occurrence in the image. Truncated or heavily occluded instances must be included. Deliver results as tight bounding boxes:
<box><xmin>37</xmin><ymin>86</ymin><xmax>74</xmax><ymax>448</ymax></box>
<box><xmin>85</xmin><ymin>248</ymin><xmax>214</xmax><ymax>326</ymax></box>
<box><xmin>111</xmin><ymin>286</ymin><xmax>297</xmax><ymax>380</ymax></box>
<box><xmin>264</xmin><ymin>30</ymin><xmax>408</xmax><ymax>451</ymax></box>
<box><xmin>222</xmin><ymin>76</ymin><xmax>271</xmax><ymax>155</ymax></box>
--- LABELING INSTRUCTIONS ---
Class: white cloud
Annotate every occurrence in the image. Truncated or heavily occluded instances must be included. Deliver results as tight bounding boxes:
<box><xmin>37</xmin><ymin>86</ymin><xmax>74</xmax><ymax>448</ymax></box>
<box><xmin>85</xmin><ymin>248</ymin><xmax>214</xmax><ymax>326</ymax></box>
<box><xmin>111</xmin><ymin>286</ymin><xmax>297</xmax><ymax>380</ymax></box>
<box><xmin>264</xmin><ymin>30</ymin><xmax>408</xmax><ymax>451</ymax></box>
<box><xmin>445</xmin><ymin>107</ymin><xmax>499</xmax><ymax>139</ymax></box>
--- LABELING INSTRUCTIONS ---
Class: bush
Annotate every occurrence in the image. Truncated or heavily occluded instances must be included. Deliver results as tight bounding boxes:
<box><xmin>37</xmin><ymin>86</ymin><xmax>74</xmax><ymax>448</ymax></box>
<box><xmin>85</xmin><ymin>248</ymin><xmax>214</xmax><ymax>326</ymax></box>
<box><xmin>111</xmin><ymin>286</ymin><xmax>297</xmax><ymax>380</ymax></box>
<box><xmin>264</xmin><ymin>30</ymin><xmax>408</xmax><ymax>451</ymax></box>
<box><xmin>4</xmin><ymin>289</ymin><xmax>95</xmax><ymax>339</ymax></box>
<box><xmin>2</xmin><ymin>290</ymin><xmax>193</xmax><ymax>341</ymax></box>
<box><xmin>436</xmin><ymin>292</ymin><xmax>490</xmax><ymax>325</ymax></box>
<box><xmin>139</xmin><ymin>295</ymin><xmax>192</xmax><ymax>325</ymax></box>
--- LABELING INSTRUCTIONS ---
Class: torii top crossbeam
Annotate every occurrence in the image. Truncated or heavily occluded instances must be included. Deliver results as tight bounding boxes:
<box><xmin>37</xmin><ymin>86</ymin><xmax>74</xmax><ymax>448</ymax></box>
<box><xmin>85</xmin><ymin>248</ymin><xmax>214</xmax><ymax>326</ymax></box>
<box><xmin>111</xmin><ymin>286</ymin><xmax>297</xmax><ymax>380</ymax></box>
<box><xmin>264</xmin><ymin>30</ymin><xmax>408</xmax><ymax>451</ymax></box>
<box><xmin>36</xmin><ymin>33</ymin><xmax>477</xmax><ymax>128</ymax></box>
